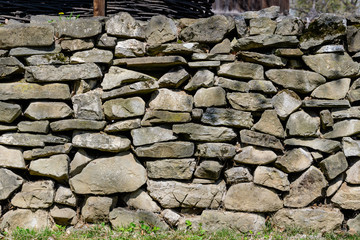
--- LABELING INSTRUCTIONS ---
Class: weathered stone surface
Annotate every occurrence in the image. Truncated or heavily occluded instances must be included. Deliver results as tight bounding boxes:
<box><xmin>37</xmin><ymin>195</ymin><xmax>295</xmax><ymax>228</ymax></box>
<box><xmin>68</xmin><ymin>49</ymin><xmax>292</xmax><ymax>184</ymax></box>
<box><xmin>276</xmin><ymin>148</ymin><xmax>313</xmax><ymax>173</ymax></box>
<box><xmin>103</xmin><ymin>97</ymin><xmax>145</xmax><ymax>120</ymax></box>
<box><xmin>141</xmin><ymin>110</ymin><xmax>191</xmax><ymax>126</ymax></box>
<box><xmin>201</xmin><ymin>108</ymin><xmax>253</xmax><ymax>128</ymax></box>
<box><xmin>23</xmin><ymin>144</ymin><xmax>72</xmax><ymax>160</ymax></box>
<box><xmin>275</xmin><ymin>48</ymin><xmax>303</xmax><ymax>57</ymax></box>
<box><xmin>286</xmin><ymin>111</ymin><xmax>320</xmax><ymax>137</ymax></box>
<box><xmin>173</xmin><ymin>123</ymin><xmax>236</xmax><ymax>142</ymax></box>
<box><xmin>162</xmin><ymin>209</ymin><xmax>180</xmax><ymax>226</ymax></box>
<box><xmin>284</xmin><ymin>138</ymin><xmax>341</xmax><ymax>153</ymax></box>
<box><xmin>149</xmin><ymin>43</ymin><xmax>204</xmax><ymax>56</ymax></box>
<box><xmin>303</xmin><ymin>53</ymin><xmax>359</xmax><ymax>79</ymax></box>
<box><xmin>145</xmin><ymin>15</ymin><xmax>177</xmax><ymax>44</ymax></box>
<box><xmin>254</xmin><ymin>166</ymin><xmax>290</xmax><ymax>191</ymax></box>
<box><xmin>9</xmin><ymin>44</ymin><xmax>61</xmax><ymax>57</ymax></box>
<box><xmin>194</xmin><ymin>87</ymin><xmax>227</xmax><ymax>107</ymax></box>
<box><xmin>106</xmin><ymin>12</ymin><xmax>145</xmax><ymax>39</ymax></box>
<box><xmin>0</xmin><ymin>133</ymin><xmax>69</xmax><ymax>147</ymax></box>
<box><xmin>302</xmin><ymin>99</ymin><xmax>350</xmax><ymax>108</ymax></box>
<box><xmin>195</xmin><ymin>143</ymin><xmax>236</xmax><ymax>160</ymax></box>
<box><xmin>70</xmin><ymin>152</ymin><xmax>146</xmax><ymax>195</ymax></box>
<box><xmin>347</xmin><ymin>25</ymin><xmax>360</xmax><ymax>53</ymax></box>
<box><xmin>188</xmin><ymin>61</ymin><xmax>221</xmax><ymax>68</ymax></box>
<box><xmin>123</xmin><ymin>188</ymin><xmax>161</xmax><ymax>212</ymax></box>
<box><xmin>54</xmin><ymin>186</ymin><xmax>76</xmax><ymax>207</ymax></box>
<box><xmin>249</xmin><ymin>17</ymin><xmax>276</xmax><ymax>35</ymax></box>
<box><xmin>348</xmin><ymin>214</ymin><xmax>360</xmax><ymax>233</ymax></box>
<box><xmin>218</xmin><ymin>62</ymin><xmax>264</xmax><ymax>80</ymax></box>
<box><xmin>180</xmin><ymin>15</ymin><xmax>234</xmax><ymax>43</ymax></box>
<box><xmin>192</xmin><ymin>53</ymin><xmax>235</xmax><ymax>61</ymax></box>
<box><xmin>147</xmin><ymin>180</ymin><xmax>226</xmax><ymax>208</ymax></box>
<box><xmin>0</xmin><ymin>57</ymin><xmax>24</xmax><ymax>78</ymax></box>
<box><xmin>225</xmin><ymin>183</ymin><xmax>283</xmax><ymax>212</ymax></box>
<box><xmin>272</xmin><ymin>207</ymin><xmax>344</xmax><ymax>232</ymax></box>
<box><xmin>343</xmin><ymin>137</ymin><xmax>360</xmax><ymax>157</ymax></box>
<box><xmin>24</xmin><ymin>102</ymin><xmax>73</xmax><ymax>120</ymax></box>
<box><xmin>224</xmin><ymin>167</ymin><xmax>253</xmax><ymax>184</ymax></box>
<box><xmin>320</xmin><ymin>152</ymin><xmax>348</xmax><ymax>180</ymax></box>
<box><xmin>327</xmin><ymin>174</ymin><xmax>344</xmax><ymax>197</ymax></box>
<box><xmin>158</xmin><ymin>66</ymin><xmax>190</xmax><ymax>88</ymax></box>
<box><xmin>61</xmin><ymin>39</ymin><xmax>94</xmax><ymax>51</ymax></box>
<box><xmin>324</xmin><ymin>120</ymin><xmax>360</xmax><ymax>139</ymax></box>
<box><xmin>146</xmin><ymin>158</ymin><xmax>196</xmax><ymax>180</ymax></box>
<box><xmin>0</xmin><ymin>168</ymin><xmax>23</xmax><ymax>200</ymax></box>
<box><xmin>200</xmin><ymin>210</ymin><xmax>266</xmax><ymax>233</ymax></box>
<box><xmin>0</xmin><ymin>24</ymin><xmax>54</xmax><ymax>48</ymax></box>
<box><xmin>240</xmin><ymin>6</ymin><xmax>280</xmax><ymax>19</ymax></box>
<box><xmin>184</xmin><ymin>69</ymin><xmax>214</xmax><ymax>91</ymax></box>
<box><xmin>275</xmin><ymin>16</ymin><xmax>304</xmax><ymax>36</ymax></box>
<box><xmin>11</xmin><ymin>180</ymin><xmax>55</xmax><ymax>208</ymax></box>
<box><xmin>240</xmin><ymin>130</ymin><xmax>283</xmax><ymax>150</ymax></box>
<box><xmin>0</xmin><ymin>209</ymin><xmax>52</xmax><ymax>232</ymax></box>
<box><xmin>346</xmin><ymin>161</ymin><xmax>360</xmax><ymax>184</ymax></box>
<box><xmin>56</xmin><ymin>19</ymin><xmax>102</xmax><ymax>38</ymax></box>
<box><xmin>320</xmin><ymin>109</ymin><xmax>334</xmax><ymax>129</ymax></box>
<box><xmin>50</xmin><ymin>206</ymin><xmax>76</xmax><ymax>225</ymax></box>
<box><xmin>0</xmin><ymin>125</ymin><xmax>17</xmax><ymax>132</ymax></box>
<box><xmin>29</xmin><ymin>154</ymin><xmax>69</xmax><ymax>181</ymax></box>
<box><xmin>131</xmin><ymin>126</ymin><xmax>177</xmax><ymax>146</ymax></box>
<box><xmin>114</xmin><ymin>56</ymin><xmax>187</xmax><ymax>69</ymax></box>
<box><xmin>194</xmin><ymin>160</ymin><xmax>223</xmax><ymax>180</ymax></box>
<box><xmin>316</xmin><ymin>44</ymin><xmax>345</xmax><ymax>53</ymax></box>
<box><xmin>115</xmin><ymin>39</ymin><xmax>145</xmax><ymax>58</ymax></box>
<box><xmin>284</xmin><ymin>166</ymin><xmax>328</xmax><ymax>208</ymax></box>
<box><xmin>102</xmin><ymin>67</ymin><xmax>156</xmax><ymax>91</ymax></box>
<box><xmin>214</xmin><ymin>76</ymin><xmax>249</xmax><ymax>92</ymax></box>
<box><xmin>134</xmin><ymin>141</ymin><xmax>194</xmax><ymax>158</ymax></box>
<box><xmin>72</xmin><ymin>90</ymin><xmax>104</xmax><ymax>120</ymax></box>
<box><xmin>149</xmin><ymin>89</ymin><xmax>193</xmax><ymax>112</ymax></box>
<box><xmin>248</xmin><ymin>80</ymin><xmax>277</xmax><ymax>93</ymax></box>
<box><xmin>238</xmin><ymin>51</ymin><xmax>287</xmax><ymax>67</ymax></box>
<box><xmin>82</xmin><ymin>196</ymin><xmax>116</xmax><ymax>223</ymax></box>
<box><xmin>332</xmin><ymin>107</ymin><xmax>360</xmax><ymax>120</ymax></box>
<box><xmin>266</xmin><ymin>69</ymin><xmax>326</xmax><ymax>93</ymax></box>
<box><xmin>18</xmin><ymin>120</ymin><xmax>49</xmax><ymax>133</ymax></box>
<box><xmin>227</xmin><ymin>92</ymin><xmax>272</xmax><ymax>111</ymax></box>
<box><xmin>332</xmin><ymin>183</ymin><xmax>360</xmax><ymax>210</ymax></box>
<box><xmin>70</xmin><ymin>48</ymin><xmax>113</xmax><ymax>64</ymax></box>
<box><xmin>72</xmin><ymin>132</ymin><xmax>130</xmax><ymax>152</ymax></box>
<box><xmin>234</xmin><ymin>16</ymin><xmax>247</xmax><ymax>37</ymax></box>
<box><xmin>0</xmin><ymin>102</ymin><xmax>21</xmax><ymax>124</ymax></box>
<box><xmin>96</xmin><ymin>33</ymin><xmax>117</xmax><ymax>48</ymax></box>
<box><xmin>348</xmin><ymin>78</ymin><xmax>360</xmax><ymax>102</ymax></box>
<box><xmin>0</xmin><ymin>145</ymin><xmax>24</xmax><ymax>169</ymax></box>
<box><xmin>0</xmin><ymin>83</ymin><xmax>70</xmax><ymax>100</ymax></box>
<box><xmin>252</xmin><ymin>110</ymin><xmax>285</xmax><ymax>138</ymax></box>
<box><xmin>234</xmin><ymin>146</ymin><xmax>277</xmax><ymax>165</ymax></box>
<box><xmin>69</xmin><ymin>149</ymin><xmax>93</xmax><ymax>176</ymax></box>
<box><xmin>272</xmin><ymin>90</ymin><xmax>302</xmax><ymax>119</ymax></box>
<box><xmin>311</xmin><ymin>78</ymin><xmax>350</xmax><ymax>100</ymax></box>
<box><xmin>105</xmin><ymin>119</ymin><xmax>141</xmax><ymax>132</ymax></box>
<box><xmin>110</xmin><ymin>208</ymin><xmax>168</xmax><ymax>230</ymax></box>
<box><xmin>25</xmin><ymin>63</ymin><xmax>102</xmax><ymax>82</ymax></box>
<box><xmin>232</xmin><ymin>35</ymin><xmax>298</xmax><ymax>51</ymax></box>
<box><xmin>50</xmin><ymin>119</ymin><xmax>106</xmax><ymax>132</ymax></box>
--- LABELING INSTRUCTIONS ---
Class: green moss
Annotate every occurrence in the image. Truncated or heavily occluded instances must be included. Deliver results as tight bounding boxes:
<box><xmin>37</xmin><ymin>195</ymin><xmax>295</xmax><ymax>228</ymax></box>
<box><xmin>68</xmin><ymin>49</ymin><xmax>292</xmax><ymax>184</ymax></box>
<box><xmin>300</xmin><ymin>19</ymin><xmax>346</xmax><ymax>42</ymax></box>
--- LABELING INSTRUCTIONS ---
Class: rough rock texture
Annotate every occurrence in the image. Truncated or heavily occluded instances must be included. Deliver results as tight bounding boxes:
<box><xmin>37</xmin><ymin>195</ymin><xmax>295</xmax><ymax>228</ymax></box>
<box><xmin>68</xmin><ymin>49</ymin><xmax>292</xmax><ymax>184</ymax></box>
<box><xmin>72</xmin><ymin>132</ymin><xmax>130</xmax><ymax>152</ymax></box>
<box><xmin>134</xmin><ymin>141</ymin><xmax>194</xmax><ymax>158</ymax></box>
<box><xmin>0</xmin><ymin>145</ymin><xmax>25</xmax><ymax>169</ymax></box>
<box><xmin>146</xmin><ymin>158</ymin><xmax>196</xmax><ymax>180</ymax></box>
<box><xmin>122</xmin><ymin>188</ymin><xmax>161</xmax><ymax>212</ymax></box>
<box><xmin>234</xmin><ymin>146</ymin><xmax>277</xmax><ymax>165</ymax></box>
<box><xmin>254</xmin><ymin>166</ymin><xmax>290</xmax><ymax>191</ymax></box>
<box><xmin>0</xmin><ymin>168</ymin><xmax>23</xmax><ymax>200</ymax></box>
<box><xmin>24</xmin><ymin>102</ymin><xmax>73</xmax><ymax>120</ymax></box>
<box><xmin>319</xmin><ymin>152</ymin><xmax>348</xmax><ymax>180</ymax></box>
<box><xmin>103</xmin><ymin>97</ymin><xmax>145</xmax><ymax>120</ymax></box>
<box><xmin>82</xmin><ymin>196</ymin><xmax>116</xmax><ymax>223</ymax></box>
<box><xmin>276</xmin><ymin>148</ymin><xmax>313</xmax><ymax>173</ymax></box>
<box><xmin>332</xmin><ymin>183</ymin><xmax>360</xmax><ymax>210</ymax></box>
<box><xmin>29</xmin><ymin>154</ymin><xmax>69</xmax><ymax>181</ymax></box>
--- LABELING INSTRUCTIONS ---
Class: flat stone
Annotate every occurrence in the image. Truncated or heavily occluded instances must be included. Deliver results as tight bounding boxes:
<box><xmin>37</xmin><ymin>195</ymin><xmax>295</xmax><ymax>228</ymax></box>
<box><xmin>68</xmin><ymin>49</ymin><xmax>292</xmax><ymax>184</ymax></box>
<box><xmin>332</xmin><ymin>107</ymin><xmax>360</xmax><ymax>120</ymax></box>
<box><xmin>240</xmin><ymin>6</ymin><xmax>280</xmax><ymax>19</ymax></box>
<box><xmin>50</xmin><ymin>206</ymin><xmax>76</xmax><ymax>225</ymax></box>
<box><xmin>285</xmin><ymin>138</ymin><xmax>341</xmax><ymax>153</ymax></box>
<box><xmin>9</xmin><ymin>44</ymin><xmax>61</xmax><ymax>57</ymax></box>
<box><xmin>149</xmin><ymin>89</ymin><xmax>193</xmax><ymax>112</ymax></box>
<box><xmin>272</xmin><ymin>207</ymin><xmax>344</xmax><ymax>232</ymax></box>
<box><xmin>56</xmin><ymin>19</ymin><xmax>102</xmax><ymax>38</ymax></box>
<box><xmin>320</xmin><ymin>152</ymin><xmax>348</xmax><ymax>180</ymax></box>
<box><xmin>347</xmin><ymin>25</ymin><xmax>360</xmax><ymax>53</ymax></box>
<box><xmin>332</xmin><ymin>183</ymin><xmax>360</xmax><ymax>210</ymax></box>
<box><xmin>324</xmin><ymin>120</ymin><xmax>360</xmax><ymax>139</ymax></box>
<box><xmin>70</xmin><ymin>152</ymin><xmax>146</xmax><ymax>195</ymax></box>
<box><xmin>238</xmin><ymin>51</ymin><xmax>287</xmax><ymax>67</ymax></box>
<box><xmin>11</xmin><ymin>180</ymin><xmax>55</xmax><ymax>208</ymax></box>
<box><xmin>194</xmin><ymin>87</ymin><xmax>226</xmax><ymax>107</ymax></box>
<box><xmin>70</xmin><ymin>48</ymin><xmax>113</xmax><ymax>64</ymax></box>
<box><xmin>254</xmin><ymin>166</ymin><xmax>290</xmax><ymax>191</ymax></box>
<box><xmin>311</xmin><ymin>78</ymin><xmax>350</xmax><ymax>100</ymax></box>
<box><xmin>72</xmin><ymin>90</ymin><xmax>104</xmax><ymax>120</ymax></box>
<box><xmin>184</xmin><ymin>69</ymin><xmax>214</xmax><ymax>91</ymax></box>
<box><xmin>0</xmin><ymin>101</ymin><xmax>21</xmax><ymax>123</ymax></box>
<box><xmin>252</xmin><ymin>110</ymin><xmax>285</xmax><ymax>138</ymax></box>
<box><xmin>275</xmin><ymin>48</ymin><xmax>303</xmax><ymax>57</ymax></box>
<box><xmin>249</xmin><ymin>17</ymin><xmax>277</xmax><ymax>35</ymax></box>
<box><xmin>72</xmin><ymin>132</ymin><xmax>130</xmax><ymax>152</ymax></box>
<box><xmin>25</xmin><ymin>53</ymin><xmax>69</xmax><ymax>65</ymax></box>
<box><xmin>115</xmin><ymin>39</ymin><xmax>145</xmax><ymax>58</ymax></box>
<box><xmin>96</xmin><ymin>33</ymin><xmax>117</xmax><ymax>48</ymax></box>
<box><xmin>224</xmin><ymin>182</ymin><xmax>283</xmax><ymax>212</ymax></box>
<box><xmin>232</xmin><ymin>35</ymin><xmax>298</xmax><ymax>51</ymax></box>
<box><xmin>114</xmin><ymin>56</ymin><xmax>187</xmax><ymax>70</ymax></box>
<box><xmin>272</xmin><ymin>90</ymin><xmax>302</xmax><ymax>119</ymax></box>
<box><xmin>54</xmin><ymin>186</ymin><xmax>76</xmax><ymax>207</ymax></box>
<box><xmin>105</xmin><ymin>119</ymin><xmax>141</xmax><ymax>132</ymax></box>
<box><xmin>195</xmin><ymin>143</ymin><xmax>236</xmax><ymax>160</ymax></box>
<box><xmin>276</xmin><ymin>148</ymin><xmax>313</xmax><ymax>173</ymax></box>
<box><xmin>348</xmin><ymin>78</ymin><xmax>360</xmax><ymax>102</ymax></box>
<box><xmin>227</xmin><ymin>92</ymin><xmax>272</xmax><ymax>111</ymax></box>
<box><xmin>0</xmin><ymin>168</ymin><xmax>23</xmax><ymax>200</ymax></box>
<box><xmin>201</xmin><ymin>107</ymin><xmax>253</xmax><ymax>128</ymax></box>
<box><xmin>23</xmin><ymin>143</ymin><xmax>72</xmax><ymax>160</ymax></box>
<box><xmin>131</xmin><ymin>126</ymin><xmax>177</xmax><ymax>146</ymax></box>
<box><xmin>29</xmin><ymin>154</ymin><xmax>69</xmax><ymax>181</ymax></box>
<box><xmin>188</xmin><ymin>61</ymin><xmax>221</xmax><ymax>68</ymax></box>
<box><xmin>146</xmin><ymin>158</ymin><xmax>196</xmax><ymax>180</ymax></box>
<box><xmin>192</xmin><ymin>53</ymin><xmax>235</xmax><ymax>61</ymax></box>
<box><xmin>50</xmin><ymin>119</ymin><xmax>106</xmax><ymax>132</ymax></box>
<box><xmin>158</xmin><ymin>66</ymin><xmax>190</xmax><ymax>88</ymax></box>
<box><xmin>0</xmin><ymin>56</ymin><xmax>24</xmax><ymax>78</ymax></box>
<box><xmin>61</xmin><ymin>39</ymin><xmax>94</xmax><ymax>51</ymax></box>
<box><xmin>214</xmin><ymin>76</ymin><xmax>249</xmax><ymax>92</ymax></box>
<box><xmin>147</xmin><ymin>180</ymin><xmax>226</xmax><ymax>208</ymax></box>
<box><xmin>234</xmin><ymin>16</ymin><xmax>247</xmax><ymax>37</ymax></box>
<box><xmin>0</xmin><ymin>125</ymin><xmax>17</xmax><ymax>132</ymax></box>
<box><xmin>0</xmin><ymin>83</ymin><xmax>70</xmax><ymax>100</ymax></box>
<box><xmin>141</xmin><ymin>110</ymin><xmax>191</xmax><ymax>126</ymax></box>
<box><xmin>69</xmin><ymin>149</ymin><xmax>93</xmax><ymax>176</ymax></box>
<box><xmin>0</xmin><ymin>133</ymin><xmax>69</xmax><ymax>147</ymax></box>
<box><xmin>145</xmin><ymin>15</ymin><xmax>177</xmax><ymax>44</ymax></box>
<box><xmin>82</xmin><ymin>196</ymin><xmax>116</xmax><ymax>223</ymax></box>
<box><xmin>103</xmin><ymin>97</ymin><xmax>145</xmax><ymax>120</ymax></box>
<box><xmin>316</xmin><ymin>44</ymin><xmax>345</xmax><ymax>53</ymax></box>
<box><xmin>210</xmin><ymin>38</ymin><xmax>231</xmax><ymax>54</ymax></box>
<box><xmin>123</xmin><ymin>188</ymin><xmax>161</xmax><ymax>212</ymax></box>
<box><xmin>0</xmin><ymin>145</ymin><xmax>24</xmax><ymax>169</ymax></box>
<box><xmin>161</xmin><ymin>209</ymin><xmax>180</xmax><ymax>226</ymax></box>
<box><xmin>148</xmin><ymin>43</ymin><xmax>204</xmax><ymax>56</ymax></box>
<box><xmin>327</xmin><ymin>174</ymin><xmax>344</xmax><ymax>197</ymax></box>
<box><xmin>248</xmin><ymin>80</ymin><xmax>277</xmax><ymax>93</ymax></box>
<box><xmin>234</xmin><ymin>146</ymin><xmax>277</xmax><ymax>165</ymax></box>
<box><xmin>286</xmin><ymin>111</ymin><xmax>320</xmax><ymax>137</ymax></box>
<box><xmin>134</xmin><ymin>141</ymin><xmax>194</xmax><ymax>158</ymax></box>
<box><xmin>266</xmin><ymin>69</ymin><xmax>326</xmax><ymax>93</ymax></box>
<box><xmin>302</xmin><ymin>99</ymin><xmax>350</xmax><ymax>108</ymax></box>
<box><xmin>218</xmin><ymin>62</ymin><xmax>264</xmax><ymax>80</ymax></box>
<box><xmin>24</xmin><ymin>102</ymin><xmax>72</xmax><ymax>120</ymax></box>
<box><xmin>106</xmin><ymin>12</ymin><xmax>145</xmax><ymax>39</ymax></box>
<box><xmin>224</xmin><ymin>167</ymin><xmax>253</xmax><ymax>184</ymax></box>
<box><xmin>194</xmin><ymin>160</ymin><xmax>223</xmax><ymax>180</ymax></box>
<box><xmin>284</xmin><ymin>166</ymin><xmax>328</xmax><ymax>208</ymax></box>
<box><xmin>275</xmin><ymin>16</ymin><xmax>304</xmax><ymax>36</ymax></box>
<box><xmin>173</xmin><ymin>123</ymin><xmax>236</xmax><ymax>142</ymax></box>
<box><xmin>0</xmin><ymin>24</ymin><xmax>54</xmax><ymax>48</ymax></box>
<box><xmin>240</xmin><ymin>130</ymin><xmax>283</xmax><ymax>150</ymax></box>
<box><xmin>343</xmin><ymin>137</ymin><xmax>360</xmax><ymax>157</ymax></box>
<box><xmin>346</xmin><ymin>161</ymin><xmax>360</xmax><ymax>184</ymax></box>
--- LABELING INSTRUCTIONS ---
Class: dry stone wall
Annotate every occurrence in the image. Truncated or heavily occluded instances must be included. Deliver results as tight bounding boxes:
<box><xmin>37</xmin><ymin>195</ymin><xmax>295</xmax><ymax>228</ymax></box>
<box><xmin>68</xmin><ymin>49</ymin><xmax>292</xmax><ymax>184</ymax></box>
<box><xmin>1</xmin><ymin>6</ymin><xmax>360</xmax><ymax>233</ymax></box>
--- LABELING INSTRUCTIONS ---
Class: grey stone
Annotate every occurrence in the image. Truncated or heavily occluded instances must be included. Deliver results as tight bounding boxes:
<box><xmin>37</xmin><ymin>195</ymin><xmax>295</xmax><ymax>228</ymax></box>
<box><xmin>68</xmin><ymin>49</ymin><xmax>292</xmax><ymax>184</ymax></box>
<box><xmin>0</xmin><ymin>145</ymin><xmax>24</xmax><ymax>169</ymax></box>
<box><xmin>234</xmin><ymin>16</ymin><xmax>247</xmax><ymax>37</ymax></box>
<box><xmin>158</xmin><ymin>66</ymin><xmax>190</xmax><ymax>88</ymax></box>
<box><xmin>106</xmin><ymin>12</ymin><xmax>145</xmax><ymax>39</ymax></box>
<box><xmin>320</xmin><ymin>109</ymin><xmax>334</xmax><ymax>129</ymax></box>
<box><xmin>105</xmin><ymin>119</ymin><xmax>141</xmax><ymax>132</ymax></box>
<box><xmin>312</xmin><ymin>78</ymin><xmax>351</xmax><ymax>100</ymax></box>
<box><xmin>145</xmin><ymin>15</ymin><xmax>177</xmax><ymax>44</ymax></box>
<box><xmin>316</xmin><ymin>44</ymin><xmax>345</xmax><ymax>53</ymax></box>
<box><xmin>194</xmin><ymin>160</ymin><xmax>223</xmax><ymax>180</ymax></box>
<box><xmin>149</xmin><ymin>89</ymin><xmax>193</xmax><ymax>112</ymax></box>
<box><xmin>54</xmin><ymin>186</ymin><xmax>76</xmax><ymax>207</ymax></box>
<box><xmin>201</xmin><ymin>108</ymin><xmax>253</xmax><ymax>129</ymax></box>
<box><xmin>131</xmin><ymin>126</ymin><xmax>177</xmax><ymax>146</ymax></box>
<box><xmin>240</xmin><ymin>6</ymin><xmax>280</xmax><ymax>19</ymax></box>
<box><xmin>319</xmin><ymin>152</ymin><xmax>348</xmax><ymax>180</ymax></box>
<box><xmin>332</xmin><ymin>107</ymin><xmax>360</xmax><ymax>120</ymax></box>
<box><xmin>210</xmin><ymin>38</ymin><xmax>231</xmax><ymax>54</ymax></box>
<box><xmin>327</xmin><ymin>174</ymin><xmax>344</xmax><ymax>197</ymax></box>
<box><xmin>141</xmin><ymin>110</ymin><xmax>191</xmax><ymax>126</ymax></box>
<box><xmin>224</xmin><ymin>167</ymin><xmax>253</xmax><ymax>184</ymax></box>
<box><xmin>148</xmin><ymin>42</ymin><xmax>205</xmax><ymax>56</ymax></box>
<box><xmin>123</xmin><ymin>188</ymin><xmax>161</xmax><ymax>212</ymax></box>
<box><xmin>147</xmin><ymin>180</ymin><xmax>226</xmax><ymax>208</ymax></box>
<box><xmin>302</xmin><ymin>99</ymin><xmax>350</xmax><ymax>108</ymax></box>
<box><xmin>332</xmin><ymin>183</ymin><xmax>360</xmax><ymax>210</ymax></box>
<box><xmin>9</xmin><ymin>44</ymin><xmax>61</xmax><ymax>57</ymax></box>
<box><xmin>284</xmin><ymin>166</ymin><xmax>328</xmax><ymax>208</ymax></box>
<box><xmin>240</xmin><ymin>130</ymin><xmax>283</xmax><ymax>150</ymax></box>
<box><xmin>146</xmin><ymin>158</ymin><xmax>196</xmax><ymax>180</ymax></box>
<box><xmin>96</xmin><ymin>33</ymin><xmax>117</xmax><ymax>48</ymax></box>
<box><xmin>218</xmin><ymin>62</ymin><xmax>264</xmax><ymax>80</ymax></box>
<box><xmin>275</xmin><ymin>16</ymin><xmax>304</xmax><ymax>36</ymax></box>
<box><xmin>234</xmin><ymin>146</ymin><xmax>277</xmax><ymax>165</ymax></box>
<box><xmin>29</xmin><ymin>154</ymin><xmax>69</xmax><ymax>181</ymax></box>
<box><xmin>191</xmin><ymin>53</ymin><xmax>235</xmax><ymax>61</ymax></box>
<box><xmin>0</xmin><ymin>101</ymin><xmax>21</xmax><ymax>123</ymax></box>
<box><xmin>249</xmin><ymin>17</ymin><xmax>276</xmax><ymax>35</ymax></box>
<box><xmin>275</xmin><ymin>48</ymin><xmax>303</xmax><ymax>57</ymax></box>
<box><xmin>70</xmin><ymin>48</ymin><xmax>113</xmax><ymax>64</ymax></box>
<box><xmin>72</xmin><ymin>132</ymin><xmax>130</xmax><ymax>152</ymax></box>
<box><xmin>50</xmin><ymin>206</ymin><xmax>76</xmax><ymax>226</ymax></box>
<box><xmin>103</xmin><ymin>97</ymin><xmax>145</xmax><ymax>120</ymax></box>
<box><xmin>225</xmin><ymin>182</ymin><xmax>283</xmax><ymax>212</ymax></box>
<box><xmin>70</xmin><ymin>152</ymin><xmax>146</xmax><ymax>195</ymax></box>
<box><xmin>214</xmin><ymin>76</ymin><xmax>249</xmax><ymax>92</ymax></box>
<box><xmin>69</xmin><ymin>149</ymin><xmax>93</xmax><ymax>176</ymax></box>
<box><xmin>191</xmin><ymin>108</ymin><xmax>203</xmax><ymax>121</ymax></box>
<box><xmin>82</xmin><ymin>196</ymin><xmax>116</xmax><ymax>223</ymax></box>
<box><xmin>227</xmin><ymin>92</ymin><xmax>272</xmax><ymax>111</ymax></box>
<box><xmin>346</xmin><ymin>161</ymin><xmax>360</xmax><ymax>184</ymax></box>
<box><xmin>252</xmin><ymin>110</ymin><xmax>285</xmax><ymax>138</ymax></box>
<box><xmin>134</xmin><ymin>141</ymin><xmax>194</xmax><ymax>158</ymax></box>
<box><xmin>343</xmin><ymin>137</ymin><xmax>360</xmax><ymax>157</ymax></box>
<box><xmin>25</xmin><ymin>63</ymin><xmax>102</xmax><ymax>82</ymax></box>
<box><xmin>0</xmin><ymin>133</ymin><xmax>69</xmax><ymax>147</ymax></box>
<box><xmin>56</xmin><ymin>19</ymin><xmax>102</xmax><ymax>38</ymax></box>
<box><xmin>348</xmin><ymin>78</ymin><xmax>360</xmax><ymax>102</ymax></box>
<box><xmin>0</xmin><ymin>168</ymin><xmax>23</xmax><ymax>200</ymax></box>
<box><xmin>276</xmin><ymin>148</ymin><xmax>313</xmax><ymax>173</ymax></box>
<box><xmin>113</xmin><ymin>56</ymin><xmax>187</xmax><ymax>70</ymax></box>
<box><xmin>25</xmin><ymin>53</ymin><xmax>69</xmax><ymax>65</ymax></box>
<box><xmin>162</xmin><ymin>209</ymin><xmax>180</xmax><ymax>226</ymax></box>
<box><xmin>239</xmin><ymin>51</ymin><xmax>287</xmax><ymax>67</ymax></box>
<box><xmin>188</xmin><ymin>61</ymin><xmax>220</xmax><ymax>68</ymax></box>
<box><xmin>23</xmin><ymin>144</ymin><xmax>72</xmax><ymax>160</ymax></box>
<box><xmin>272</xmin><ymin>90</ymin><xmax>302</xmax><ymax>119</ymax></box>
<box><xmin>184</xmin><ymin>69</ymin><xmax>214</xmax><ymax>91</ymax></box>
<box><xmin>115</xmin><ymin>39</ymin><xmax>145</xmax><ymax>58</ymax></box>
<box><xmin>248</xmin><ymin>80</ymin><xmax>277</xmax><ymax>93</ymax></box>
<box><xmin>61</xmin><ymin>39</ymin><xmax>94</xmax><ymax>51</ymax></box>
<box><xmin>173</xmin><ymin>123</ymin><xmax>236</xmax><ymax>142</ymax></box>
<box><xmin>232</xmin><ymin>35</ymin><xmax>298</xmax><ymax>51</ymax></box>
<box><xmin>50</xmin><ymin>119</ymin><xmax>106</xmax><ymax>132</ymax></box>
<box><xmin>194</xmin><ymin>87</ymin><xmax>227</xmax><ymax>107</ymax></box>
<box><xmin>254</xmin><ymin>166</ymin><xmax>290</xmax><ymax>191</ymax></box>
<box><xmin>284</xmin><ymin>138</ymin><xmax>341</xmax><ymax>153</ymax></box>
<box><xmin>324</xmin><ymin>120</ymin><xmax>360</xmax><ymax>139</ymax></box>
<box><xmin>0</xmin><ymin>57</ymin><xmax>24</xmax><ymax>79</ymax></box>
<box><xmin>195</xmin><ymin>143</ymin><xmax>236</xmax><ymax>160</ymax></box>
<box><xmin>24</xmin><ymin>102</ymin><xmax>73</xmax><ymax>120</ymax></box>
<box><xmin>0</xmin><ymin>83</ymin><xmax>70</xmax><ymax>101</ymax></box>
<box><xmin>11</xmin><ymin>180</ymin><xmax>55</xmax><ymax>208</ymax></box>
<box><xmin>72</xmin><ymin>90</ymin><xmax>104</xmax><ymax>120</ymax></box>
<box><xmin>0</xmin><ymin>125</ymin><xmax>17</xmax><ymax>132</ymax></box>
<box><xmin>347</xmin><ymin>25</ymin><xmax>360</xmax><ymax>52</ymax></box>
<box><xmin>286</xmin><ymin>111</ymin><xmax>320</xmax><ymax>137</ymax></box>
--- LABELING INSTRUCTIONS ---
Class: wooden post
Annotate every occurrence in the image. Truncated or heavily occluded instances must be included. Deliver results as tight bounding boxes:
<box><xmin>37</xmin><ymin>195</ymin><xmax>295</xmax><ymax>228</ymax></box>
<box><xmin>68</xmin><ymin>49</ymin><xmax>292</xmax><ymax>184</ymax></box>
<box><xmin>94</xmin><ymin>0</ymin><xmax>106</xmax><ymax>16</ymax></box>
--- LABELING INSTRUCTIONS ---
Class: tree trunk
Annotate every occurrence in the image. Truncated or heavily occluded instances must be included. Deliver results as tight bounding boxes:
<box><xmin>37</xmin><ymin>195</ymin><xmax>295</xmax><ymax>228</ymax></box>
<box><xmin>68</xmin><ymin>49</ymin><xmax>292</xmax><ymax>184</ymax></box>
<box><xmin>93</xmin><ymin>0</ymin><xmax>106</xmax><ymax>16</ymax></box>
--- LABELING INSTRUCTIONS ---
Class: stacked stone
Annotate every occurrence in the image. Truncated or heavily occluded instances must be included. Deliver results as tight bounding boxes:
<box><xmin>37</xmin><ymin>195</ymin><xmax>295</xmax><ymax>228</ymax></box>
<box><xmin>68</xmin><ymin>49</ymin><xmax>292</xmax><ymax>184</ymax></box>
<box><xmin>2</xmin><ymin>6</ymin><xmax>360</xmax><ymax>233</ymax></box>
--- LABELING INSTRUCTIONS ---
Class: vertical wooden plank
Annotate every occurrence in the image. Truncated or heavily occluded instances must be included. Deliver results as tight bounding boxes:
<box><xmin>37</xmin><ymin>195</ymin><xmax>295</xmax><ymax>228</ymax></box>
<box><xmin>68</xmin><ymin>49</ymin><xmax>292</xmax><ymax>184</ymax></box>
<box><xmin>94</xmin><ymin>0</ymin><xmax>106</xmax><ymax>16</ymax></box>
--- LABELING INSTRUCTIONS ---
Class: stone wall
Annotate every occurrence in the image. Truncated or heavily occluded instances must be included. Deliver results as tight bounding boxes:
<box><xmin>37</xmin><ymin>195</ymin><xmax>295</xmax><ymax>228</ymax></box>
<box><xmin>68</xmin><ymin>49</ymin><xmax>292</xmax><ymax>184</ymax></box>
<box><xmin>1</xmin><ymin>6</ymin><xmax>360</xmax><ymax>233</ymax></box>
